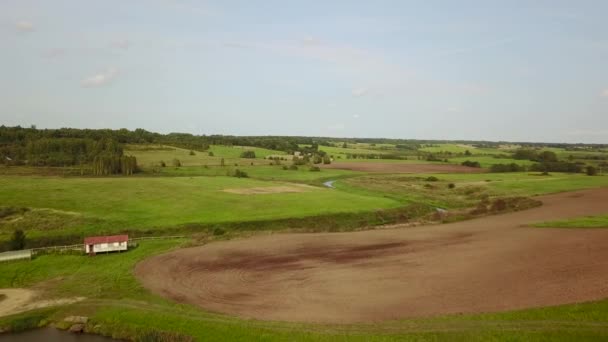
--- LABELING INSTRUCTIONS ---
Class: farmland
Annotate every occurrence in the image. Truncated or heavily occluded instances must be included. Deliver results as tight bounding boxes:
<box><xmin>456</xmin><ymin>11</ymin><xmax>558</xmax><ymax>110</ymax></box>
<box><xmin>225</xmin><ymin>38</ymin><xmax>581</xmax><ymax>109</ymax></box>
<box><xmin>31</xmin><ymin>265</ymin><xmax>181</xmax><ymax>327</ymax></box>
<box><xmin>1</xmin><ymin>128</ymin><xmax>608</xmax><ymax>341</ymax></box>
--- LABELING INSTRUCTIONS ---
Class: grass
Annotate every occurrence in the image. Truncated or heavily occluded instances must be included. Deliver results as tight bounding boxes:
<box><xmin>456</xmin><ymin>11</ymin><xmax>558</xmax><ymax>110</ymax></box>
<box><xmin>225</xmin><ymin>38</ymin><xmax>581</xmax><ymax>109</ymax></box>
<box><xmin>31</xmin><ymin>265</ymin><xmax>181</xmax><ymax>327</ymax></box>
<box><xmin>1</xmin><ymin>240</ymin><xmax>608</xmax><ymax>340</ymax></box>
<box><xmin>534</xmin><ymin>215</ymin><xmax>608</xmax><ymax>228</ymax></box>
<box><xmin>0</xmin><ymin>174</ymin><xmax>400</xmax><ymax>241</ymax></box>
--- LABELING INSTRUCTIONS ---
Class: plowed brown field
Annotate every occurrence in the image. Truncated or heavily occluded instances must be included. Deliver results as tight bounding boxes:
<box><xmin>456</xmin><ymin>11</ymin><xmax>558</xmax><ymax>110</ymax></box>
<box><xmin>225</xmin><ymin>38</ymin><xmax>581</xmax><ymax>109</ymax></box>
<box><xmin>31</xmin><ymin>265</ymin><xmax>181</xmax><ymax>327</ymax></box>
<box><xmin>136</xmin><ymin>188</ymin><xmax>608</xmax><ymax>323</ymax></box>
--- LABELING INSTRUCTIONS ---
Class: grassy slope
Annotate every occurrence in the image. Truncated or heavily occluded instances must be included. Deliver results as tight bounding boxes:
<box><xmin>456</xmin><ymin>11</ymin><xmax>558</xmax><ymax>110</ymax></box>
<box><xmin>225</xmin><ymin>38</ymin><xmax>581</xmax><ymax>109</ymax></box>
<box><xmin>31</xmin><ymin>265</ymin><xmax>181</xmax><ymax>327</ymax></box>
<box><xmin>0</xmin><ymin>175</ymin><xmax>399</xmax><ymax>239</ymax></box>
<box><xmin>339</xmin><ymin>173</ymin><xmax>608</xmax><ymax>209</ymax></box>
<box><xmin>1</xmin><ymin>240</ymin><xmax>608</xmax><ymax>341</ymax></box>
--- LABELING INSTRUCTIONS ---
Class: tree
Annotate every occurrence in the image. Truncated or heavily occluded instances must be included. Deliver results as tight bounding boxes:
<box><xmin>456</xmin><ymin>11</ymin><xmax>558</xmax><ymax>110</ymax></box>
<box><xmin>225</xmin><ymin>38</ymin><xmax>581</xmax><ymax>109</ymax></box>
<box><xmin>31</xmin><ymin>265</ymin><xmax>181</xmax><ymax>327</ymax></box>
<box><xmin>464</xmin><ymin>150</ymin><xmax>472</xmax><ymax>156</ymax></box>
<box><xmin>537</xmin><ymin>151</ymin><xmax>558</xmax><ymax>163</ymax></box>
<box><xmin>189</xmin><ymin>150</ymin><xmax>196</xmax><ymax>156</ymax></box>
<box><xmin>172</xmin><ymin>159</ymin><xmax>181</xmax><ymax>167</ymax></box>
<box><xmin>342</xmin><ymin>142</ymin><xmax>347</xmax><ymax>148</ymax></box>
<box><xmin>220</xmin><ymin>158</ymin><xmax>225</xmax><ymax>167</ymax></box>
<box><xmin>9</xmin><ymin>229</ymin><xmax>26</xmax><ymax>250</ymax></box>
<box><xmin>586</xmin><ymin>166</ymin><xmax>598</xmax><ymax>176</ymax></box>
<box><xmin>208</xmin><ymin>151</ymin><xmax>214</xmax><ymax>157</ymax></box>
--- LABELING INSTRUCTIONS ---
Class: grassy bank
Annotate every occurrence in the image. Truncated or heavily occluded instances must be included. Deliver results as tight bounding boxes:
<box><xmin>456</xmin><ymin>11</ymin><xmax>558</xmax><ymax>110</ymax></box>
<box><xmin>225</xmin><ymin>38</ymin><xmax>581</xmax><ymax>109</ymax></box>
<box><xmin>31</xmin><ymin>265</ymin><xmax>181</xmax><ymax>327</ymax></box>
<box><xmin>534</xmin><ymin>215</ymin><xmax>608</xmax><ymax>228</ymax></box>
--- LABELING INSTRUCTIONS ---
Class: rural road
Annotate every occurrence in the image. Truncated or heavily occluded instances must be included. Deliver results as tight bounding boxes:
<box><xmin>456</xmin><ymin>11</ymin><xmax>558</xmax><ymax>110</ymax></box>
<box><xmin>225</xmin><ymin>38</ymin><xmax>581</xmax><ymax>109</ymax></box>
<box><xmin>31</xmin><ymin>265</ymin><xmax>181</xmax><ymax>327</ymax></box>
<box><xmin>136</xmin><ymin>187</ymin><xmax>608</xmax><ymax>323</ymax></box>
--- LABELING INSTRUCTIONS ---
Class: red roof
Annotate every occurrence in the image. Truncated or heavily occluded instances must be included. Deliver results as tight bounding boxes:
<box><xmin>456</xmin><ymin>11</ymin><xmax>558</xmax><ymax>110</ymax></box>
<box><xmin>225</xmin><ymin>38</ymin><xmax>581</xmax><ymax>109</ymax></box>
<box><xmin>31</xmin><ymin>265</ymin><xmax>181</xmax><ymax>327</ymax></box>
<box><xmin>84</xmin><ymin>235</ymin><xmax>129</xmax><ymax>245</ymax></box>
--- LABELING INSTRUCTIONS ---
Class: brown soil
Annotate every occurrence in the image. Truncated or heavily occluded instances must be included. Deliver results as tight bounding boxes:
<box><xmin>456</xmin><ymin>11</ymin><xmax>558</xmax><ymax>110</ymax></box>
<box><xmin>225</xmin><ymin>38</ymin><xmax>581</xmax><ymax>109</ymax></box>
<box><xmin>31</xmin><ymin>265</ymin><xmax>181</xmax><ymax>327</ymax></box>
<box><xmin>321</xmin><ymin>162</ymin><xmax>483</xmax><ymax>173</ymax></box>
<box><xmin>223</xmin><ymin>184</ymin><xmax>314</xmax><ymax>195</ymax></box>
<box><xmin>136</xmin><ymin>188</ymin><xmax>608</xmax><ymax>324</ymax></box>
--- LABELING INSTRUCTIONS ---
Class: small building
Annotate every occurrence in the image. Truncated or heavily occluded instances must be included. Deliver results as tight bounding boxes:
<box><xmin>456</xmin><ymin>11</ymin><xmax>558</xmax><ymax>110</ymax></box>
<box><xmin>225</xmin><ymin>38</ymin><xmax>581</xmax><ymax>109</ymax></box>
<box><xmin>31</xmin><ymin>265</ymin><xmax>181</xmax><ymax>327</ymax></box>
<box><xmin>84</xmin><ymin>235</ymin><xmax>128</xmax><ymax>255</ymax></box>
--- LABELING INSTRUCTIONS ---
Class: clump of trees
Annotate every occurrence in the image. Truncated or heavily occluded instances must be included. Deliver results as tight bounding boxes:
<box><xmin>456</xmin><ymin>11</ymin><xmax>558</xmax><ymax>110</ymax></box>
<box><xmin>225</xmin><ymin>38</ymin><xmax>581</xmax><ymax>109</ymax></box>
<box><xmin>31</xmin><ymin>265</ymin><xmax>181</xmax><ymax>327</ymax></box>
<box><xmin>92</xmin><ymin>155</ymin><xmax>138</xmax><ymax>175</ymax></box>
<box><xmin>240</xmin><ymin>151</ymin><xmax>256</xmax><ymax>158</ymax></box>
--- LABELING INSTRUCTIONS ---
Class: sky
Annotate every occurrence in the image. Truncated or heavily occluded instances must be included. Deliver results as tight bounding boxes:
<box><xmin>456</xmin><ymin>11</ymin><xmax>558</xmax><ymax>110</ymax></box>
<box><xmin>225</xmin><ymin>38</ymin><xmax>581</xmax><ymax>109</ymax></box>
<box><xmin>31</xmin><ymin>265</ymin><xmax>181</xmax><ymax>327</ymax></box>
<box><xmin>1</xmin><ymin>0</ymin><xmax>607</xmax><ymax>143</ymax></box>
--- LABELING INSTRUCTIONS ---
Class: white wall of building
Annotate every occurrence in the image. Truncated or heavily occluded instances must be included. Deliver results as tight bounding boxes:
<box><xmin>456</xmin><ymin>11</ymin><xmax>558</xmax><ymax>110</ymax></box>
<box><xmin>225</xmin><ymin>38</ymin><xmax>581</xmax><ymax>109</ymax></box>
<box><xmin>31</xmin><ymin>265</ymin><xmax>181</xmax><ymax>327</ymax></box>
<box><xmin>85</xmin><ymin>241</ymin><xmax>128</xmax><ymax>254</ymax></box>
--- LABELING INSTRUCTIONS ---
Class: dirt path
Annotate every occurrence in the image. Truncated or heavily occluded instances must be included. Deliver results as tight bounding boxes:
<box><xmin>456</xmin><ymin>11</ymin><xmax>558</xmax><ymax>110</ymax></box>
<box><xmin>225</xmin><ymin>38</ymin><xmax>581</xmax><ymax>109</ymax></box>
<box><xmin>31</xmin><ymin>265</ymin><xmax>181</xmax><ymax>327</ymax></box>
<box><xmin>320</xmin><ymin>162</ymin><xmax>483</xmax><ymax>173</ymax></box>
<box><xmin>136</xmin><ymin>188</ymin><xmax>608</xmax><ymax>324</ymax></box>
<box><xmin>0</xmin><ymin>288</ymin><xmax>85</xmax><ymax>317</ymax></box>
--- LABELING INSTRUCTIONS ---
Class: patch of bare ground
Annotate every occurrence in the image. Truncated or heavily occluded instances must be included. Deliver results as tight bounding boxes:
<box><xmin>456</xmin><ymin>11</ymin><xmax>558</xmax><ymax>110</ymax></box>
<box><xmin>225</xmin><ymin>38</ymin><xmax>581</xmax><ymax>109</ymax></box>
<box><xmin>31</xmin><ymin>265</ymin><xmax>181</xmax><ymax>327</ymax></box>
<box><xmin>222</xmin><ymin>184</ymin><xmax>315</xmax><ymax>195</ymax></box>
<box><xmin>320</xmin><ymin>162</ymin><xmax>484</xmax><ymax>173</ymax></box>
<box><xmin>136</xmin><ymin>188</ymin><xmax>608</xmax><ymax>324</ymax></box>
<box><xmin>0</xmin><ymin>288</ymin><xmax>85</xmax><ymax>317</ymax></box>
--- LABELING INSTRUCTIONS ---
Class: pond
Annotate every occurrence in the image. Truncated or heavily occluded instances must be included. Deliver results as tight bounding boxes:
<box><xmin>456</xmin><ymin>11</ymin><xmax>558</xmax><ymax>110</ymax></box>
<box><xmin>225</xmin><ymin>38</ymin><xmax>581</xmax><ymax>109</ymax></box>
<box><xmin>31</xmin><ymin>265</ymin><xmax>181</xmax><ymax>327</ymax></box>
<box><xmin>0</xmin><ymin>328</ymin><xmax>119</xmax><ymax>341</ymax></box>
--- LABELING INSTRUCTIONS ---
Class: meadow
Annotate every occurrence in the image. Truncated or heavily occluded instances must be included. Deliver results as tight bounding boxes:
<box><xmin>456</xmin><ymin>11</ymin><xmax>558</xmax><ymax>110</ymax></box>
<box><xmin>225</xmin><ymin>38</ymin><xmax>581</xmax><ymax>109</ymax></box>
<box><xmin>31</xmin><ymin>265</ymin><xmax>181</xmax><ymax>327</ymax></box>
<box><xmin>0</xmin><ymin>174</ymin><xmax>400</xmax><ymax>242</ymax></box>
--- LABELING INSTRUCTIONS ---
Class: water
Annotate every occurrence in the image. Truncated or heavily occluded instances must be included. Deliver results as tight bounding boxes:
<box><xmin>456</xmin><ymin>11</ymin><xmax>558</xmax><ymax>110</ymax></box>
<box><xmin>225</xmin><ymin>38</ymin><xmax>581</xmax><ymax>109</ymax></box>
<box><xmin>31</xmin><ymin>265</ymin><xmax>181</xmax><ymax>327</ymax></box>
<box><xmin>0</xmin><ymin>328</ymin><xmax>118</xmax><ymax>342</ymax></box>
<box><xmin>323</xmin><ymin>180</ymin><xmax>336</xmax><ymax>188</ymax></box>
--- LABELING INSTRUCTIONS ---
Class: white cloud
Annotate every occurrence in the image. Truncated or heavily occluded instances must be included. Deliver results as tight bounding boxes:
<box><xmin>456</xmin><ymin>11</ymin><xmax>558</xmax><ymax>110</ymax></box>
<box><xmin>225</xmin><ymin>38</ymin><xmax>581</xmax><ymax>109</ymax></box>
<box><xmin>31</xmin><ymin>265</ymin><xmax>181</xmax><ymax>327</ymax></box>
<box><xmin>601</xmin><ymin>89</ymin><xmax>608</xmax><ymax>97</ymax></box>
<box><xmin>81</xmin><ymin>68</ymin><xmax>118</xmax><ymax>88</ymax></box>
<box><xmin>352</xmin><ymin>87</ymin><xmax>369</xmax><ymax>97</ymax></box>
<box><xmin>111</xmin><ymin>39</ymin><xmax>132</xmax><ymax>50</ymax></box>
<box><xmin>15</xmin><ymin>20</ymin><xmax>34</xmax><ymax>33</ymax></box>
<box><xmin>353</xmin><ymin>114</ymin><xmax>360</xmax><ymax>118</ymax></box>
<box><xmin>446</xmin><ymin>106</ymin><xmax>460</xmax><ymax>113</ymax></box>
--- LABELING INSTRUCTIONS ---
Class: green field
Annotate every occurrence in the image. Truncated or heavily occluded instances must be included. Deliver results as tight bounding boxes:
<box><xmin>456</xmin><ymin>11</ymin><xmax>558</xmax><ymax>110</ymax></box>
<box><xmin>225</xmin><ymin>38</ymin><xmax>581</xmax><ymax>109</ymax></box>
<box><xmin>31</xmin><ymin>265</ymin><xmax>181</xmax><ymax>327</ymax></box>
<box><xmin>0</xmin><ymin>174</ymin><xmax>399</xmax><ymax>241</ymax></box>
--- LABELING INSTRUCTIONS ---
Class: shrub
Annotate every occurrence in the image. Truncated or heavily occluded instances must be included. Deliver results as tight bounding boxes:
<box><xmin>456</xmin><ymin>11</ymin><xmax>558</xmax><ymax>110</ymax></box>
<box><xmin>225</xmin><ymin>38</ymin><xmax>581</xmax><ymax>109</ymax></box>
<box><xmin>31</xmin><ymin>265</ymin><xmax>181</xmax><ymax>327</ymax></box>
<box><xmin>323</xmin><ymin>156</ymin><xmax>331</xmax><ymax>164</ymax></box>
<box><xmin>212</xmin><ymin>227</ymin><xmax>225</xmax><ymax>236</ymax></box>
<box><xmin>425</xmin><ymin>176</ymin><xmax>439</xmax><ymax>182</ymax></box>
<box><xmin>208</xmin><ymin>151</ymin><xmax>214</xmax><ymax>157</ymax></box>
<box><xmin>189</xmin><ymin>150</ymin><xmax>195</xmax><ymax>156</ymax></box>
<box><xmin>490</xmin><ymin>199</ymin><xmax>507</xmax><ymax>212</ymax></box>
<box><xmin>424</xmin><ymin>183</ymin><xmax>434</xmax><ymax>189</ymax></box>
<box><xmin>490</xmin><ymin>163</ymin><xmax>525</xmax><ymax>173</ymax></box>
<box><xmin>289</xmin><ymin>164</ymin><xmax>298</xmax><ymax>170</ymax></box>
<box><xmin>172</xmin><ymin>159</ymin><xmax>181</xmax><ymax>167</ymax></box>
<box><xmin>282</xmin><ymin>165</ymin><xmax>289</xmax><ymax>170</ymax></box>
<box><xmin>0</xmin><ymin>206</ymin><xmax>29</xmax><ymax>219</ymax></box>
<box><xmin>240</xmin><ymin>151</ymin><xmax>256</xmax><ymax>159</ymax></box>
<box><xmin>448</xmin><ymin>183</ymin><xmax>456</xmax><ymax>189</ymax></box>
<box><xmin>586</xmin><ymin>166</ymin><xmax>598</xmax><ymax>176</ymax></box>
<box><xmin>9</xmin><ymin>229</ymin><xmax>26</xmax><ymax>250</ymax></box>
<box><xmin>309</xmin><ymin>166</ymin><xmax>320</xmax><ymax>172</ymax></box>
<box><xmin>461</xmin><ymin>160</ymin><xmax>481</xmax><ymax>168</ymax></box>
<box><xmin>233</xmin><ymin>169</ymin><xmax>248</xmax><ymax>178</ymax></box>
<box><xmin>159</xmin><ymin>160</ymin><xmax>166</xmax><ymax>167</ymax></box>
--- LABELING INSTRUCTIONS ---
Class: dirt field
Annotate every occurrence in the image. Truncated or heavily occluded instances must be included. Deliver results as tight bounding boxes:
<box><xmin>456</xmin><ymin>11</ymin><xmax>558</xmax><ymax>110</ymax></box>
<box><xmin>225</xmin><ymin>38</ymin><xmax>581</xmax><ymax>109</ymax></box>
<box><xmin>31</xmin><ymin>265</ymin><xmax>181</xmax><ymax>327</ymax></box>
<box><xmin>321</xmin><ymin>162</ymin><xmax>483</xmax><ymax>173</ymax></box>
<box><xmin>136</xmin><ymin>188</ymin><xmax>608</xmax><ymax>324</ymax></box>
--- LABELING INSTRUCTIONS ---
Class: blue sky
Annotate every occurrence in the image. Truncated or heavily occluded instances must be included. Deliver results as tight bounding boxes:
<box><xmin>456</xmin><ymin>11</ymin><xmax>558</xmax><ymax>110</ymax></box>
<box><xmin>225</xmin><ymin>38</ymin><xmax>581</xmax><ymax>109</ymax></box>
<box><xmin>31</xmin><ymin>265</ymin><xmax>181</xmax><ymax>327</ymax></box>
<box><xmin>1</xmin><ymin>0</ymin><xmax>607</xmax><ymax>143</ymax></box>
